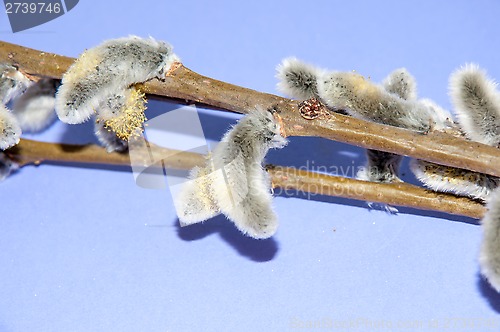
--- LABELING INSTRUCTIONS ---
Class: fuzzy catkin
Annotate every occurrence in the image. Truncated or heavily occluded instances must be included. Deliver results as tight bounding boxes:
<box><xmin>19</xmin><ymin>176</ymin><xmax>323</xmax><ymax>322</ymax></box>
<box><xmin>357</xmin><ymin>68</ymin><xmax>418</xmax><ymax>183</ymax></box>
<box><xmin>412</xmin><ymin>64</ymin><xmax>500</xmax><ymax>201</ymax></box>
<box><xmin>480</xmin><ymin>188</ymin><xmax>500</xmax><ymax>291</ymax></box>
<box><xmin>0</xmin><ymin>104</ymin><xmax>21</xmax><ymax>150</ymax></box>
<box><xmin>0</xmin><ymin>64</ymin><xmax>30</xmax><ymax>149</ymax></box>
<box><xmin>93</xmin><ymin>86</ymin><xmax>150</xmax><ymax>152</ymax></box>
<box><xmin>357</xmin><ymin>149</ymin><xmax>403</xmax><ymax>183</ymax></box>
<box><xmin>94</xmin><ymin>121</ymin><xmax>128</xmax><ymax>153</ymax></box>
<box><xmin>12</xmin><ymin>78</ymin><xmax>58</xmax><ymax>132</ymax></box>
<box><xmin>317</xmin><ymin>71</ymin><xmax>452</xmax><ymax>132</ymax></box>
<box><xmin>0</xmin><ymin>151</ymin><xmax>18</xmax><ymax>181</ymax></box>
<box><xmin>0</xmin><ymin>64</ymin><xmax>31</xmax><ymax>104</ymax></box>
<box><xmin>276</xmin><ymin>57</ymin><xmax>324</xmax><ymax>100</ymax></box>
<box><xmin>176</xmin><ymin>108</ymin><xmax>287</xmax><ymax>239</ymax></box>
<box><xmin>381</xmin><ymin>68</ymin><xmax>417</xmax><ymax>101</ymax></box>
<box><xmin>176</xmin><ymin>164</ymin><xmax>220</xmax><ymax>224</ymax></box>
<box><xmin>56</xmin><ymin>36</ymin><xmax>179</xmax><ymax>124</ymax></box>
<box><xmin>450</xmin><ymin>64</ymin><xmax>500</xmax><ymax>146</ymax></box>
<box><xmin>410</xmin><ymin>160</ymin><xmax>499</xmax><ymax>202</ymax></box>
<box><xmin>100</xmin><ymin>87</ymin><xmax>147</xmax><ymax>138</ymax></box>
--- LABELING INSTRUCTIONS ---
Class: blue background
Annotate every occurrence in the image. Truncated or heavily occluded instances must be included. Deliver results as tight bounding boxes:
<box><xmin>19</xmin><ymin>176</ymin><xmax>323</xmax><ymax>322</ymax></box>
<box><xmin>1</xmin><ymin>1</ymin><xmax>500</xmax><ymax>331</ymax></box>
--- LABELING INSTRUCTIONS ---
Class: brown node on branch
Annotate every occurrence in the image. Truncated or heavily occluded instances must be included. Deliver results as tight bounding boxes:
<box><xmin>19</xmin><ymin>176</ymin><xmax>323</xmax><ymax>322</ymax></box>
<box><xmin>298</xmin><ymin>98</ymin><xmax>324</xmax><ymax>120</ymax></box>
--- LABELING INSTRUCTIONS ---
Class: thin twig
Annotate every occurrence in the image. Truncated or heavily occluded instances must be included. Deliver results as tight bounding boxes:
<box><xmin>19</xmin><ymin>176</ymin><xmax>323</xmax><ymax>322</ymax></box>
<box><xmin>1</xmin><ymin>41</ymin><xmax>499</xmax><ymax>177</ymax></box>
<box><xmin>6</xmin><ymin>139</ymin><xmax>486</xmax><ymax>219</ymax></box>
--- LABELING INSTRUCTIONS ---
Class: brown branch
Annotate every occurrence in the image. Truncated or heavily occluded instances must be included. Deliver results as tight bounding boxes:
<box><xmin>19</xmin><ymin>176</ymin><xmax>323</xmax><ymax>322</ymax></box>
<box><xmin>268</xmin><ymin>166</ymin><xmax>485</xmax><ymax>219</ymax></box>
<box><xmin>6</xmin><ymin>139</ymin><xmax>486</xmax><ymax>220</ymax></box>
<box><xmin>7</xmin><ymin>139</ymin><xmax>205</xmax><ymax>170</ymax></box>
<box><xmin>0</xmin><ymin>40</ymin><xmax>499</xmax><ymax>178</ymax></box>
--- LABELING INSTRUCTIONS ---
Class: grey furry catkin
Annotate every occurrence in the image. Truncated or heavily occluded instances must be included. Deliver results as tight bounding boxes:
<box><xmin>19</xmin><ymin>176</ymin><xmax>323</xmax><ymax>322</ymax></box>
<box><xmin>382</xmin><ymin>68</ymin><xmax>417</xmax><ymax>101</ymax></box>
<box><xmin>276</xmin><ymin>57</ymin><xmax>324</xmax><ymax>100</ymax></box>
<box><xmin>12</xmin><ymin>78</ymin><xmax>58</xmax><ymax>132</ymax></box>
<box><xmin>412</xmin><ymin>64</ymin><xmax>500</xmax><ymax>201</ymax></box>
<box><xmin>176</xmin><ymin>108</ymin><xmax>287</xmax><ymax>239</ymax></box>
<box><xmin>0</xmin><ymin>63</ymin><xmax>31</xmax><ymax>104</ymax></box>
<box><xmin>317</xmin><ymin>71</ymin><xmax>451</xmax><ymax>132</ymax></box>
<box><xmin>94</xmin><ymin>121</ymin><xmax>128</xmax><ymax>153</ymax></box>
<box><xmin>0</xmin><ymin>104</ymin><xmax>21</xmax><ymax>150</ymax></box>
<box><xmin>0</xmin><ymin>64</ymin><xmax>31</xmax><ymax>149</ymax></box>
<box><xmin>480</xmin><ymin>188</ymin><xmax>500</xmax><ymax>291</ymax></box>
<box><xmin>410</xmin><ymin>160</ymin><xmax>499</xmax><ymax>202</ymax></box>
<box><xmin>276</xmin><ymin>59</ymin><xmax>453</xmax><ymax>184</ymax></box>
<box><xmin>55</xmin><ymin>36</ymin><xmax>179</xmax><ymax>124</ymax></box>
<box><xmin>0</xmin><ymin>151</ymin><xmax>18</xmax><ymax>181</ymax></box>
<box><xmin>450</xmin><ymin>64</ymin><xmax>500</xmax><ymax>147</ymax></box>
<box><xmin>357</xmin><ymin>68</ymin><xmax>418</xmax><ymax>183</ymax></box>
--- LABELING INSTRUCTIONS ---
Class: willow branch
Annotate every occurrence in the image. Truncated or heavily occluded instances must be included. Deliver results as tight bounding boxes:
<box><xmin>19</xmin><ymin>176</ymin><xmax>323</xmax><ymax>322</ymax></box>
<box><xmin>0</xmin><ymin>41</ymin><xmax>499</xmax><ymax>178</ymax></box>
<box><xmin>6</xmin><ymin>139</ymin><xmax>485</xmax><ymax>219</ymax></box>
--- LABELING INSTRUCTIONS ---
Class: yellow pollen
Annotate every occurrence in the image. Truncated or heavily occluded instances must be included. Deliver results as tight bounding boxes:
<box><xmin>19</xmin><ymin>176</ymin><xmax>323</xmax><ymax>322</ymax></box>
<box><xmin>104</xmin><ymin>87</ymin><xmax>147</xmax><ymax>140</ymax></box>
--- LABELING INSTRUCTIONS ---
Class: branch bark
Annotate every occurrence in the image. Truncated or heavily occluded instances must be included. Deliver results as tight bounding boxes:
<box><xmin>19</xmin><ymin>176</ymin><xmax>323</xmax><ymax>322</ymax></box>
<box><xmin>0</xmin><ymin>40</ymin><xmax>499</xmax><ymax>178</ymax></box>
<box><xmin>6</xmin><ymin>139</ymin><xmax>486</xmax><ymax>219</ymax></box>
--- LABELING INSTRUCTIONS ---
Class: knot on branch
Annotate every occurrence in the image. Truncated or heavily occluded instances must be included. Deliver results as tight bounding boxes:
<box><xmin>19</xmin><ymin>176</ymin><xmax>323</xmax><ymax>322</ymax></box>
<box><xmin>298</xmin><ymin>97</ymin><xmax>323</xmax><ymax>120</ymax></box>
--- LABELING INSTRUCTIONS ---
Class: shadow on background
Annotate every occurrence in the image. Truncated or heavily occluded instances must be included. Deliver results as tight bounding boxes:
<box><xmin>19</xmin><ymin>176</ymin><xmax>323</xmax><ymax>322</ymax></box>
<box><xmin>175</xmin><ymin>215</ymin><xmax>279</xmax><ymax>262</ymax></box>
<box><xmin>59</xmin><ymin>119</ymin><xmax>101</xmax><ymax>145</ymax></box>
<box><xmin>478</xmin><ymin>273</ymin><xmax>500</xmax><ymax>313</ymax></box>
